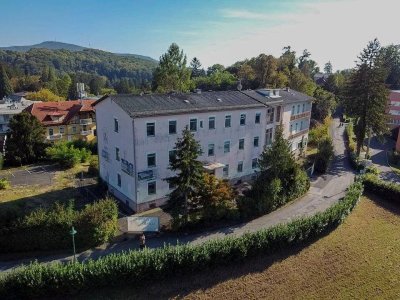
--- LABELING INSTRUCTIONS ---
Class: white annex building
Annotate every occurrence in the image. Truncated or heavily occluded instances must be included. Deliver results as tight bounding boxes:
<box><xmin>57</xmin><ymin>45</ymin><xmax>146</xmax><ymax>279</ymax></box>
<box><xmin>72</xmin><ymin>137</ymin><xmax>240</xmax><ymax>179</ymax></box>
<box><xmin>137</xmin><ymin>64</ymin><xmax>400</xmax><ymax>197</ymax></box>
<box><xmin>94</xmin><ymin>88</ymin><xmax>313</xmax><ymax>212</ymax></box>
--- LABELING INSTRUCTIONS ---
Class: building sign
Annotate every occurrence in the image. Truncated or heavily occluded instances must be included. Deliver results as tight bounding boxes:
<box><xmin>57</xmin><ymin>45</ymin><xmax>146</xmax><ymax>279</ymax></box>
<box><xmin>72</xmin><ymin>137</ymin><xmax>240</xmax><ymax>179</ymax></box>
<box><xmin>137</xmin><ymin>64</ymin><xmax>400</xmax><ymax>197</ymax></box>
<box><xmin>123</xmin><ymin>216</ymin><xmax>159</xmax><ymax>232</ymax></box>
<box><xmin>121</xmin><ymin>158</ymin><xmax>134</xmax><ymax>176</ymax></box>
<box><xmin>138</xmin><ymin>169</ymin><xmax>154</xmax><ymax>181</ymax></box>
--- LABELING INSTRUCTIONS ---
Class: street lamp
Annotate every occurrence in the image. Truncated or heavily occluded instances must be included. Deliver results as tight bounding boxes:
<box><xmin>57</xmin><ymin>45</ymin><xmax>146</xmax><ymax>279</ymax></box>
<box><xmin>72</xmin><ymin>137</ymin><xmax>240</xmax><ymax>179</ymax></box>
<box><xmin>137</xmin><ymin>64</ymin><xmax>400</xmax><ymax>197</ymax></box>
<box><xmin>70</xmin><ymin>226</ymin><xmax>77</xmax><ymax>263</ymax></box>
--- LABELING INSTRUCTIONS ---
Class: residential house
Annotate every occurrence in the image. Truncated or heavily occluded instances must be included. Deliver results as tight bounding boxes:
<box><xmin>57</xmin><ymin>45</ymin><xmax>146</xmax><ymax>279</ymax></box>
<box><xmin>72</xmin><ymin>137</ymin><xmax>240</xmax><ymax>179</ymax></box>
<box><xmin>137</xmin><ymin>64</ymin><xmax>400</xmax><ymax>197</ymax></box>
<box><xmin>94</xmin><ymin>89</ymin><xmax>312</xmax><ymax>212</ymax></box>
<box><xmin>25</xmin><ymin>100</ymin><xmax>97</xmax><ymax>143</ymax></box>
<box><xmin>388</xmin><ymin>90</ymin><xmax>400</xmax><ymax>130</ymax></box>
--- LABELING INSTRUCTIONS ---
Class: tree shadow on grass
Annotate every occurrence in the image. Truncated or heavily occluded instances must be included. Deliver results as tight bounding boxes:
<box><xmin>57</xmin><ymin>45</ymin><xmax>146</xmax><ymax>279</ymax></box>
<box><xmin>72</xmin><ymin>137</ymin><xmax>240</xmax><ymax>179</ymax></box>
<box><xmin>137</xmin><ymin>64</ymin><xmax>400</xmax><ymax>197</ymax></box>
<box><xmin>364</xmin><ymin>191</ymin><xmax>400</xmax><ymax>216</ymax></box>
<box><xmin>68</xmin><ymin>228</ymin><xmax>339</xmax><ymax>300</ymax></box>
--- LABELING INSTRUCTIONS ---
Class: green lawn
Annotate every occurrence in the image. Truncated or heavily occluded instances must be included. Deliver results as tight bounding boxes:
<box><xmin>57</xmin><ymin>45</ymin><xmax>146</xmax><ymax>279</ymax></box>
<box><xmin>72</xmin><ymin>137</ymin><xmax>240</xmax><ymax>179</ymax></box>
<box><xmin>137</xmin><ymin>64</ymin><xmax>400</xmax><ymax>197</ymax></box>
<box><xmin>76</xmin><ymin>194</ymin><xmax>400</xmax><ymax>299</ymax></box>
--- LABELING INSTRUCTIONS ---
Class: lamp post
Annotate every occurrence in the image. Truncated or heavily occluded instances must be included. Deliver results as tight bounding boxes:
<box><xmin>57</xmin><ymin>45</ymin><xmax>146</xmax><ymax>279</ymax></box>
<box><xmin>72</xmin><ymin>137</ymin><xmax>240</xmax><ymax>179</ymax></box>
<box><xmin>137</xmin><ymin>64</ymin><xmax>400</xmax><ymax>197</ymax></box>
<box><xmin>70</xmin><ymin>226</ymin><xmax>77</xmax><ymax>263</ymax></box>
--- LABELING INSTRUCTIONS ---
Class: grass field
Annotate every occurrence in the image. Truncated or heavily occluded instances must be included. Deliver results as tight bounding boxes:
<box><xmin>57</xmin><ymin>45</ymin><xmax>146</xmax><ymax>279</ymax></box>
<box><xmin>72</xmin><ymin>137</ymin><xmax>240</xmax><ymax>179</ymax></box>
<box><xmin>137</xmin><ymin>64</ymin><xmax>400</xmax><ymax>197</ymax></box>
<box><xmin>78</xmin><ymin>194</ymin><xmax>400</xmax><ymax>299</ymax></box>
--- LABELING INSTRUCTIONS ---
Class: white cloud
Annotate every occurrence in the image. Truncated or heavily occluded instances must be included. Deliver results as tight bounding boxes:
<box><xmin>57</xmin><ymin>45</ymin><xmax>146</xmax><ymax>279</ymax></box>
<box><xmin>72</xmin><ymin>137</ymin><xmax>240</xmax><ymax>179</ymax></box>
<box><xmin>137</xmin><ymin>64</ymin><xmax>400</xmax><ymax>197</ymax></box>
<box><xmin>182</xmin><ymin>0</ymin><xmax>400</xmax><ymax>71</ymax></box>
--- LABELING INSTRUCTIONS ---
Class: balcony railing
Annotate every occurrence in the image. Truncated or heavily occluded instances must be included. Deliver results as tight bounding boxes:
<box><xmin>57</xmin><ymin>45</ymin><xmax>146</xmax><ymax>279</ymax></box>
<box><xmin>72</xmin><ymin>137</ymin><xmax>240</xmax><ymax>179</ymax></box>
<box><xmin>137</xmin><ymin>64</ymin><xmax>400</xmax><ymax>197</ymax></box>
<box><xmin>47</xmin><ymin>133</ymin><xmax>63</xmax><ymax>140</ymax></box>
<box><xmin>289</xmin><ymin>129</ymin><xmax>309</xmax><ymax>139</ymax></box>
<box><xmin>290</xmin><ymin>111</ymin><xmax>311</xmax><ymax>121</ymax></box>
<box><xmin>80</xmin><ymin>129</ymin><xmax>93</xmax><ymax>136</ymax></box>
<box><xmin>80</xmin><ymin>118</ymin><xmax>93</xmax><ymax>125</ymax></box>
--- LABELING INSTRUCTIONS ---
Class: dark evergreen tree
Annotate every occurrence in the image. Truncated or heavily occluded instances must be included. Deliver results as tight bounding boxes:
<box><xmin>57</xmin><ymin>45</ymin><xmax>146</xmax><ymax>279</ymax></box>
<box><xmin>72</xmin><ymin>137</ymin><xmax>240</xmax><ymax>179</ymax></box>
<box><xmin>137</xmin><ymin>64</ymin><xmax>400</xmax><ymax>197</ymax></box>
<box><xmin>166</xmin><ymin>126</ymin><xmax>204</xmax><ymax>222</ymax></box>
<box><xmin>190</xmin><ymin>57</ymin><xmax>205</xmax><ymax>78</ymax></box>
<box><xmin>5</xmin><ymin>112</ymin><xmax>47</xmax><ymax>166</ymax></box>
<box><xmin>153</xmin><ymin>43</ymin><xmax>193</xmax><ymax>92</ymax></box>
<box><xmin>0</xmin><ymin>65</ymin><xmax>14</xmax><ymax>99</ymax></box>
<box><xmin>324</xmin><ymin>61</ymin><xmax>333</xmax><ymax>74</ymax></box>
<box><xmin>344</xmin><ymin>38</ymin><xmax>389</xmax><ymax>157</ymax></box>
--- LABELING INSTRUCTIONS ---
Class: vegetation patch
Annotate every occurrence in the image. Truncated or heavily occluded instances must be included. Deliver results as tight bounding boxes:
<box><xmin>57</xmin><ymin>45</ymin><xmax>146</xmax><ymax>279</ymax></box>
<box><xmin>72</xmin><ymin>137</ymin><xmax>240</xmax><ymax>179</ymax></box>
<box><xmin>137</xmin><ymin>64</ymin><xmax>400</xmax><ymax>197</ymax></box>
<box><xmin>0</xmin><ymin>181</ymin><xmax>363</xmax><ymax>299</ymax></box>
<box><xmin>363</xmin><ymin>173</ymin><xmax>400</xmax><ymax>203</ymax></box>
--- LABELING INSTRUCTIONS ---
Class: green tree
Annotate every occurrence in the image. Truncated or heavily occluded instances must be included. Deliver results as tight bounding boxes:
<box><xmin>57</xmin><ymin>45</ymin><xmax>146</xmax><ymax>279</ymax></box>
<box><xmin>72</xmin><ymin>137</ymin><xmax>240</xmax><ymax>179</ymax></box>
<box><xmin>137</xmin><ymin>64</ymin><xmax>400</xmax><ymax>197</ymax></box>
<box><xmin>344</xmin><ymin>38</ymin><xmax>389</xmax><ymax>157</ymax></box>
<box><xmin>314</xmin><ymin>136</ymin><xmax>334</xmax><ymax>173</ymax></box>
<box><xmin>298</xmin><ymin>49</ymin><xmax>319</xmax><ymax>78</ymax></box>
<box><xmin>207</xmin><ymin>64</ymin><xmax>225</xmax><ymax>76</ymax></box>
<box><xmin>312</xmin><ymin>86</ymin><xmax>337</xmax><ymax>121</ymax></box>
<box><xmin>190</xmin><ymin>57</ymin><xmax>205</xmax><ymax>78</ymax></box>
<box><xmin>56</xmin><ymin>74</ymin><xmax>72</xmax><ymax>98</ymax></box>
<box><xmin>0</xmin><ymin>65</ymin><xmax>14</xmax><ymax>99</ymax></box>
<box><xmin>324</xmin><ymin>61</ymin><xmax>333</xmax><ymax>74</ymax></box>
<box><xmin>237</xmin><ymin>63</ymin><xmax>256</xmax><ymax>89</ymax></box>
<box><xmin>278</xmin><ymin>46</ymin><xmax>297</xmax><ymax>75</ymax></box>
<box><xmin>26</xmin><ymin>88</ymin><xmax>64</xmax><ymax>102</ymax></box>
<box><xmin>166</xmin><ymin>127</ymin><xmax>204</xmax><ymax>223</ymax></box>
<box><xmin>153</xmin><ymin>43</ymin><xmax>193</xmax><ymax>92</ymax></box>
<box><xmin>250</xmin><ymin>54</ymin><xmax>278</xmax><ymax>87</ymax></box>
<box><xmin>5</xmin><ymin>112</ymin><xmax>48</xmax><ymax>166</ymax></box>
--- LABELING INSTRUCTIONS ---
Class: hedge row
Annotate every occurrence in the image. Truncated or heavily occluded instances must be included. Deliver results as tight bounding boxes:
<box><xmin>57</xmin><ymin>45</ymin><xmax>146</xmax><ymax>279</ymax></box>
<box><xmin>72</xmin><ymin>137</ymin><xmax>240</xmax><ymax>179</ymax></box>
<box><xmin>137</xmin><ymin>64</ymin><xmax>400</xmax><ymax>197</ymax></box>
<box><xmin>0</xmin><ymin>181</ymin><xmax>364</xmax><ymax>299</ymax></box>
<box><xmin>344</xmin><ymin>124</ymin><xmax>363</xmax><ymax>170</ymax></box>
<box><xmin>363</xmin><ymin>174</ymin><xmax>400</xmax><ymax>203</ymax></box>
<box><xmin>0</xmin><ymin>198</ymin><xmax>118</xmax><ymax>253</ymax></box>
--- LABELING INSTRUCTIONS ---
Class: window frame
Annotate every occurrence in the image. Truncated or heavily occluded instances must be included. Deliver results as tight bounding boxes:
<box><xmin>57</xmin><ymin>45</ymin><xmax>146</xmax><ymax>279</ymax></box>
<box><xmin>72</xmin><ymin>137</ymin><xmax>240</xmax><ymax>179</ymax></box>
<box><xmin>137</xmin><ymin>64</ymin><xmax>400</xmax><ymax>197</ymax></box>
<box><xmin>189</xmin><ymin>118</ymin><xmax>198</xmax><ymax>132</ymax></box>
<box><xmin>208</xmin><ymin>143</ymin><xmax>215</xmax><ymax>156</ymax></box>
<box><xmin>146</xmin><ymin>122</ymin><xmax>155</xmax><ymax>137</ymax></box>
<box><xmin>147</xmin><ymin>153</ymin><xmax>156</xmax><ymax>168</ymax></box>
<box><xmin>223</xmin><ymin>164</ymin><xmax>229</xmax><ymax>177</ymax></box>
<box><xmin>114</xmin><ymin>118</ymin><xmax>119</xmax><ymax>133</ymax></box>
<box><xmin>240</xmin><ymin>113</ymin><xmax>246</xmax><ymax>126</ymax></box>
<box><xmin>253</xmin><ymin>136</ymin><xmax>259</xmax><ymax>148</ymax></box>
<box><xmin>208</xmin><ymin>116</ymin><xmax>216</xmax><ymax>130</ymax></box>
<box><xmin>168</xmin><ymin>120</ymin><xmax>177</xmax><ymax>135</ymax></box>
<box><xmin>255</xmin><ymin>112</ymin><xmax>261</xmax><ymax>124</ymax></box>
<box><xmin>225</xmin><ymin>115</ymin><xmax>232</xmax><ymax>128</ymax></box>
<box><xmin>237</xmin><ymin>161</ymin><xmax>243</xmax><ymax>173</ymax></box>
<box><xmin>115</xmin><ymin>147</ymin><xmax>120</xmax><ymax>161</ymax></box>
<box><xmin>239</xmin><ymin>138</ymin><xmax>245</xmax><ymax>150</ymax></box>
<box><xmin>224</xmin><ymin>141</ymin><xmax>231</xmax><ymax>153</ymax></box>
<box><xmin>148</xmin><ymin>181</ymin><xmax>156</xmax><ymax>195</ymax></box>
<box><xmin>117</xmin><ymin>173</ymin><xmax>121</xmax><ymax>187</ymax></box>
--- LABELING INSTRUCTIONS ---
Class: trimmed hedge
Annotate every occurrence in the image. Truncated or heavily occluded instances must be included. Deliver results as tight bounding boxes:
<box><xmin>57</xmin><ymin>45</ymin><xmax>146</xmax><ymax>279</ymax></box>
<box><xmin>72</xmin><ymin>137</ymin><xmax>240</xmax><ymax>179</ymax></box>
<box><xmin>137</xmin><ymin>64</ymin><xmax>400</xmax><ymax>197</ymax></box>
<box><xmin>0</xmin><ymin>181</ymin><xmax>363</xmax><ymax>299</ymax></box>
<box><xmin>0</xmin><ymin>198</ymin><xmax>118</xmax><ymax>253</ymax></box>
<box><xmin>363</xmin><ymin>174</ymin><xmax>400</xmax><ymax>203</ymax></box>
<box><xmin>344</xmin><ymin>124</ymin><xmax>363</xmax><ymax>170</ymax></box>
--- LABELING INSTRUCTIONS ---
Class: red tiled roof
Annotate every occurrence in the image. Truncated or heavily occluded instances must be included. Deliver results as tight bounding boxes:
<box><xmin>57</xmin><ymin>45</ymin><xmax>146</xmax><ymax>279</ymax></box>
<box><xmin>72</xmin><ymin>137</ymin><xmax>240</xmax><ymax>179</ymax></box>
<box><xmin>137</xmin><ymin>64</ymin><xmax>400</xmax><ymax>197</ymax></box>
<box><xmin>24</xmin><ymin>100</ymin><xmax>95</xmax><ymax>126</ymax></box>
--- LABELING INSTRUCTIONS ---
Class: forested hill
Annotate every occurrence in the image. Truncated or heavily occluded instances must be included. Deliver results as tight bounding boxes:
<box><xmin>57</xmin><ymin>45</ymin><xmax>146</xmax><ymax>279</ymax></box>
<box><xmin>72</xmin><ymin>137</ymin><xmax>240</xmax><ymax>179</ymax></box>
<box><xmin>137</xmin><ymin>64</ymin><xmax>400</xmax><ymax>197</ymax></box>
<box><xmin>0</xmin><ymin>44</ymin><xmax>158</xmax><ymax>88</ymax></box>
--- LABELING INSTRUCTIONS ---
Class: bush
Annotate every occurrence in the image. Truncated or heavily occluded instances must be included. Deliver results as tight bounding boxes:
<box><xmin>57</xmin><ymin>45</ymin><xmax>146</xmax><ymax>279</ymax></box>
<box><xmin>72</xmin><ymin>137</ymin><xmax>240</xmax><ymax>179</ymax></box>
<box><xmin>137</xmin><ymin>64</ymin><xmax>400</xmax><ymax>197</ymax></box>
<box><xmin>363</xmin><ymin>174</ymin><xmax>400</xmax><ymax>203</ymax></box>
<box><xmin>308</xmin><ymin>117</ymin><xmax>331</xmax><ymax>147</ymax></box>
<box><xmin>0</xmin><ymin>198</ymin><xmax>118</xmax><ymax>253</ymax></box>
<box><xmin>0</xmin><ymin>178</ymin><xmax>10</xmax><ymax>190</ymax></box>
<box><xmin>46</xmin><ymin>141</ymin><xmax>91</xmax><ymax>168</ymax></box>
<box><xmin>314</xmin><ymin>137</ymin><xmax>334</xmax><ymax>173</ymax></box>
<box><xmin>344</xmin><ymin>123</ymin><xmax>363</xmax><ymax>171</ymax></box>
<box><xmin>0</xmin><ymin>182</ymin><xmax>363</xmax><ymax>299</ymax></box>
<box><xmin>71</xmin><ymin>140</ymin><xmax>98</xmax><ymax>155</ymax></box>
<box><xmin>88</xmin><ymin>156</ymin><xmax>99</xmax><ymax>176</ymax></box>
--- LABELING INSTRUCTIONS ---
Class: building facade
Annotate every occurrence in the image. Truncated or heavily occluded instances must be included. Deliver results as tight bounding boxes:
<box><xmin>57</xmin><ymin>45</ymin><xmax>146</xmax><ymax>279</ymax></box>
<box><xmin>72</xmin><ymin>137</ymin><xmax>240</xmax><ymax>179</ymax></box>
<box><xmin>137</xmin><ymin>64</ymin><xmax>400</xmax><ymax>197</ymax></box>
<box><xmin>25</xmin><ymin>100</ymin><xmax>97</xmax><ymax>143</ymax></box>
<box><xmin>94</xmin><ymin>89</ymin><xmax>312</xmax><ymax>212</ymax></box>
<box><xmin>388</xmin><ymin>90</ymin><xmax>400</xmax><ymax>129</ymax></box>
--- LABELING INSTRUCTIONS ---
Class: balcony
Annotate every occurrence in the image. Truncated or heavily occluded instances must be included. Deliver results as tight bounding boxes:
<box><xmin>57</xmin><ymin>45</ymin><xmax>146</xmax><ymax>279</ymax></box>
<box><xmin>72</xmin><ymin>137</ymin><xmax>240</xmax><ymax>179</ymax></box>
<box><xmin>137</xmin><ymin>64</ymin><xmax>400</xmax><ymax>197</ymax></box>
<box><xmin>290</xmin><ymin>111</ymin><xmax>311</xmax><ymax>121</ymax></box>
<box><xmin>80</xmin><ymin>118</ymin><xmax>93</xmax><ymax>125</ymax></box>
<box><xmin>47</xmin><ymin>133</ymin><xmax>63</xmax><ymax>141</ymax></box>
<box><xmin>80</xmin><ymin>129</ymin><xmax>93</xmax><ymax>136</ymax></box>
<box><xmin>289</xmin><ymin>129</ymin><xmax>309</xmax><ymax>140</ymax></box>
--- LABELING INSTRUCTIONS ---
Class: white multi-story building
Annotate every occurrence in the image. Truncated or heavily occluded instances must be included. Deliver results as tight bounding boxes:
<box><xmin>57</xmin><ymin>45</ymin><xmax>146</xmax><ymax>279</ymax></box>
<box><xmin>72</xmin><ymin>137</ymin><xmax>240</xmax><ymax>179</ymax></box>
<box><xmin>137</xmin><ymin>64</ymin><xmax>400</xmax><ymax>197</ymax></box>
<box><xmin>94</xmin><ymin>89</ymin><xmax>312</xmax><ymax>212</ymax></box>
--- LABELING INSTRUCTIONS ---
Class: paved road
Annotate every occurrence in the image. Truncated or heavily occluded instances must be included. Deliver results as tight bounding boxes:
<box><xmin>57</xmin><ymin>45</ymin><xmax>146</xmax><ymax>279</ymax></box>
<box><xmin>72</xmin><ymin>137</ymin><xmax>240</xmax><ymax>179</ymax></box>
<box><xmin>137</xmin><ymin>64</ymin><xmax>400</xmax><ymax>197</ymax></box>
<box><xmin>369</xmin><ymin>136</ymin><xmax>400</xmax><ymax>184</ymax></box>
<box><xmin>0</xmin><ymin>118</ymin><xmax>355</xmax><ymax>272</ymax></box>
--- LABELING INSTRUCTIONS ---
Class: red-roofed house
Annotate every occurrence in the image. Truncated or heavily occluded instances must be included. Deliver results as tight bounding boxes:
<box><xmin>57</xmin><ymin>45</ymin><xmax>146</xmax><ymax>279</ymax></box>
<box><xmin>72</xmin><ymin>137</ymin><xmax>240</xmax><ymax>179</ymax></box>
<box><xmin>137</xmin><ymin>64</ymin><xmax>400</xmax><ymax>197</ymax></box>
<box><xmin>25</xmin><ymin>100</ymin><xmax>96</xmax><ymax>142</ymax></box>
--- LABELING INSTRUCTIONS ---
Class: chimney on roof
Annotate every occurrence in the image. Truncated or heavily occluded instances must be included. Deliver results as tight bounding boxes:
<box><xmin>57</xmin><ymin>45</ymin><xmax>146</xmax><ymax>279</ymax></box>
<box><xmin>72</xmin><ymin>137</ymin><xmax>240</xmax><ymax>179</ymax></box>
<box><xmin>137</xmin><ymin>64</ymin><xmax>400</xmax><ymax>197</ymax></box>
<box><xmin>237</xmin><ymin>80</ymin><xmax>243</xmax><ymax>91</ymax></box>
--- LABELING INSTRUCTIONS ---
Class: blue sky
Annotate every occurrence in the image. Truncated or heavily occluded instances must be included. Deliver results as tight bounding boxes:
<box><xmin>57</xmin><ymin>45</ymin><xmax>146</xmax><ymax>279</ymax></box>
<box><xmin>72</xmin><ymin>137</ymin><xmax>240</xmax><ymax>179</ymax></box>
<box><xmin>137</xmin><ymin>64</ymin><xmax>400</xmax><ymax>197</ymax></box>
<box><xmin>1</xmin><ymin>0</ymin><xmax>399</xmax><ymax>70</ymax></box>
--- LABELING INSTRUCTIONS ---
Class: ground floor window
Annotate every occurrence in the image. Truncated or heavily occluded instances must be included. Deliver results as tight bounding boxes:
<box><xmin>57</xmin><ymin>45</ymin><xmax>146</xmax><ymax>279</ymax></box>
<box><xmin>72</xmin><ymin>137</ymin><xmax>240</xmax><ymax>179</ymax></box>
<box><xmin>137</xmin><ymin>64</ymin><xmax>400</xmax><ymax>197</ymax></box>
<box><xmin>223</xmin><ymin>164</ymin><xmax>229</xmax><ymax>177</ymax></box>
<box><xmin>148</xmin><ymin>181</ymin><xmax>156</xmax><ymax>195</ymax></box>
<box><xmin>237</xmin><ymin>161</ymin><xmax>243</xmax><ymax>173</ymax></box>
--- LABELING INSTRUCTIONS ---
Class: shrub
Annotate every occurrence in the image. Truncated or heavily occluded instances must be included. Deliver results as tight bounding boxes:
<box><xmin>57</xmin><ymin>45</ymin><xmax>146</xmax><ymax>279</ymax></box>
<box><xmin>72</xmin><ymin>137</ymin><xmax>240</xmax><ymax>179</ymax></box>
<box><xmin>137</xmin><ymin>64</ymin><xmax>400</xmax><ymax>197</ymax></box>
<box><xmin>0</xmin><ymin>182</ymin><xmax>363</xmax><ymax>299</ymax></box>
<box><xmin>0</xmin><ymin>198</ymin><xmax>118</xmax><ymax>253</ymax></box>
<box><xmin>314</xmin><ymin>137</ymin><xmax>334</xmax><ymax>173</ymax></box>
<box><xmin>363</xmin><ymin>174</ymin><xmax>400</xmax><ymax>203</ymax></box>
<box><xmin>46</xmin><ymin>141</ymin><xmax>91</xmax><ymax>168</ymax></box>
<box><xmin>88</xmin><ymin>156</ymin><xmax>99</xmax><ymax>176</ymax></box>
<box><xmin>0</xmin><ymin>178</ymin><xmax>10</xmax><ymax>190</ymax></box>
<box><xmin>308</xmin><ymin>117</ymin><xmax>331</xmax><ymax>147</ymax></box>
<box><xmin>0</xmin><ymin>154</ymin><xmax>3</xmax><ymax>170</ymax></box>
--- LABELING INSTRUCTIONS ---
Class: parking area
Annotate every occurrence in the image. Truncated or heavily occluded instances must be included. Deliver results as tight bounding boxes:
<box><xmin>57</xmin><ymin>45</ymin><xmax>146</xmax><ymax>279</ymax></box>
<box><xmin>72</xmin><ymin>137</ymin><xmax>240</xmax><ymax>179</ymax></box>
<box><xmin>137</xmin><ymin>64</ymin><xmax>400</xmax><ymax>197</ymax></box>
<box><xmin>0</xmin><ymin>164</ymin><xmax>58</xmax><ymax>187</ymax></box>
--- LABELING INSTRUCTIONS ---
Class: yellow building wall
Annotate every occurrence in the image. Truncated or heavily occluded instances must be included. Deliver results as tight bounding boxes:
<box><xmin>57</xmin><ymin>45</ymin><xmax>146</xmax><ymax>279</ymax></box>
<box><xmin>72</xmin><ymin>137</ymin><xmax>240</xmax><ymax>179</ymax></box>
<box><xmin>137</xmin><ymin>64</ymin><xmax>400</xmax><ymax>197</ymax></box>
<box><xmin>46</xmin><ymin>123</ymin><xmax>96</xmax><ymax>143</ymax></box>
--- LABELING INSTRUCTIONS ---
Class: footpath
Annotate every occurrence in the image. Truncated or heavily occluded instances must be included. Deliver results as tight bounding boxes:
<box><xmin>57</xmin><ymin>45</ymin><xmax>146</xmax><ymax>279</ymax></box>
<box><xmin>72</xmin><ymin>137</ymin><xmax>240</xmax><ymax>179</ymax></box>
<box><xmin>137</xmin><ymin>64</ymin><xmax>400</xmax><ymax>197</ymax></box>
<box><xmin>0</xmin><ymin>118</ymin><xmax>355</xmax><ymax>272</ymax></box>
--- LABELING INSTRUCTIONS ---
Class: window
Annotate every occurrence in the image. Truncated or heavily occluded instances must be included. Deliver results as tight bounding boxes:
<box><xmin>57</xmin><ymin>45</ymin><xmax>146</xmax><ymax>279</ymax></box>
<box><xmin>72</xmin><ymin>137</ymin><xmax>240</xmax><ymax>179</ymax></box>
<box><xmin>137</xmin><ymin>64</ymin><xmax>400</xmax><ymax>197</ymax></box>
<box><xmin>253</xmin><ymin>137</ymin><xmax>259</xmax><ymax>147</ymax></box>
<box><xmin>290</xmin><ymin>124</ymin><xmax>293</xmax><ymax>133</ymax></box>
<box><xmin>297</xmin><ymin>105</ymin><xmax>300</xmax><ymax>114</ymax></box>
<box><xmin>224</xmin><ymin>141</ymin><xmax>230</xmax><ymax>153</ymax></box>
<box><xmin>190</xmin><ymin>118</ymin><xmax>197</xmax><ymax>132</ymax></box>
<box><xmin>223</xmin><ymin>164</ymin><xmax>229</xmax><ymax>177</ymax></box>
<box><xmin>300</xmin><ymin>120</ymin><xmax>303</xmax><ymax>130</ymax></box>
<box><xmin>147</xmin><ymin>122</ymin><xmax>155</xmax><ymax>136</ymax></box>
<box><xmin>240</xmin><ymin>114</ymin><xmax>246</xmax><ymax>126</ymax></box>
<box><xmin>72</xmin><ymin>126</ymin><xmax>77</xmax><ymax>133</ymax></box>
<box><xmin>59</xmin><ymin>127</ymin><xmax>64</xmax><ymax>134</ymax></box>
<box><xmin>302</xmin><ymin>103</ymin><xmax>306</xmax><ymax>113</ymax></box>
<box><xmin>169</xmin><ymin>150</ymin><xmax>176</xmax><ymax>163</ymax></box>
<box><xmin>147</xmin><ymin>153</ymin><xmax>156</xmax><ymax>167</ymax></box>
<box><xmin>117</xmin><ymin>173</ymin><xmax>121</xmax><ymax>187</ymax></box>
<box><xmin>252</xmin><ymin>158</ymin><xmax>258</xmax><ymax>169</ymax></box>
<box><xmin>115</xmin><ymin>147</ymin><xmax>120</xmax><ymax>161</ymax></box>
<box><xmin>295</xmin><ymin>122</ymin><xmax>298</xmax><ymax>132</ymax></box>
<box><xmin>266</xmin><ymin>108</ymin><xmax>274</xmax><ymax>124</ymax></box>
<box><xmin>208</xmin><ymin>117</ymin><xmax>215</xmax><ymax>130</ymax></box>
<box><xmin>237</xmin><ymin>161</ymin><xmax>243</xmax><ymax>173</ymax></box>
<box><xmin>225</xmin><ymin>115</ymin><xmax>231</xmax><ymax>128</ymax></box>
<box><xmin>169</xmin><ymin>120</ymin><xmax>177</xmax><ymax>134</ymax></box>
<box><xmin>239</xmin><ymin>138</ymin><xmax>244</xmax><ymax>150</ymax></box>
<box><xmin>169</xmin><ymin>182</ymin><xmax>176</xmax><ymax>190</ymax></box>
<box><xmin>292</xmin><ymin>105</ymin><xmax>295</xmax><ymax>115</ymax></box>
<box><xmin>199</xmin><ymin>120</ymin><xmax>204</xmax><ymax>128</ymax></box>
<box><xmin>276</xmin><ymin>106</ymin><xmax>281</xmax><ymax>122</ymax></box>
<box><xmin>255</xmin><ymin>113</ymin><xmax>261</xmax><ymax>124</ymax></box>
<box><xmin>114</xmin><ymin>118</ymin><xmax>119</xmax><ymax>132</ymax></box>
<box><xmin>208</xmin><ymin>144</ymin><xmax>215</xmax><ymax>156</ymax></box>
<box><xmin>49</xmin><ymin>128</ymin><xmax>54</xmax><ymax>136</ymax></box>
<box><xmin>148</xmin><ymin>181</ymin><xmax>156</xmax><ymax>195</ymax></box>
<box><xmin>265</xmin><ymin>128</ymin><xmax>273</xmax><ymax>146</ymax></box>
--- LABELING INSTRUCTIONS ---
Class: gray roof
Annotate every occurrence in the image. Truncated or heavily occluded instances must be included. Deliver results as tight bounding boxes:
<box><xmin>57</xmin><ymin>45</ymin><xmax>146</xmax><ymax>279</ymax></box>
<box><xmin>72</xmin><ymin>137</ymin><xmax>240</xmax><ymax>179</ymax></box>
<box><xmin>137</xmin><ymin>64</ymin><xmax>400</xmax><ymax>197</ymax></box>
<box><xmin>102</xmin><ymin>91</ymin><xmax>265</xmax><ymax>118</ymax></box>
<box><xmin>242</xmin><ymin>89</ymin><xmax>313</xmax><ymax>105</ymax></box>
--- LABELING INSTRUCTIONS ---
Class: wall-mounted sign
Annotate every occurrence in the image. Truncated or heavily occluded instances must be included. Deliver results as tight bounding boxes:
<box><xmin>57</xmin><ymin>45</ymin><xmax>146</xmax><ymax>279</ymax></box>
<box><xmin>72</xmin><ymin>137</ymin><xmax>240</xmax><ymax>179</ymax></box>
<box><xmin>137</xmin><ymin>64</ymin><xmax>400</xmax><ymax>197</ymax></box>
<box><xmin>138</xmin><ymin>169</ymin><xmax>154</xmax><ymax>181</ymax></box>
<box><xmin>121</xmin><ymin>158</ymin><xmax>134</xmax><ymax>176</ymax></box>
